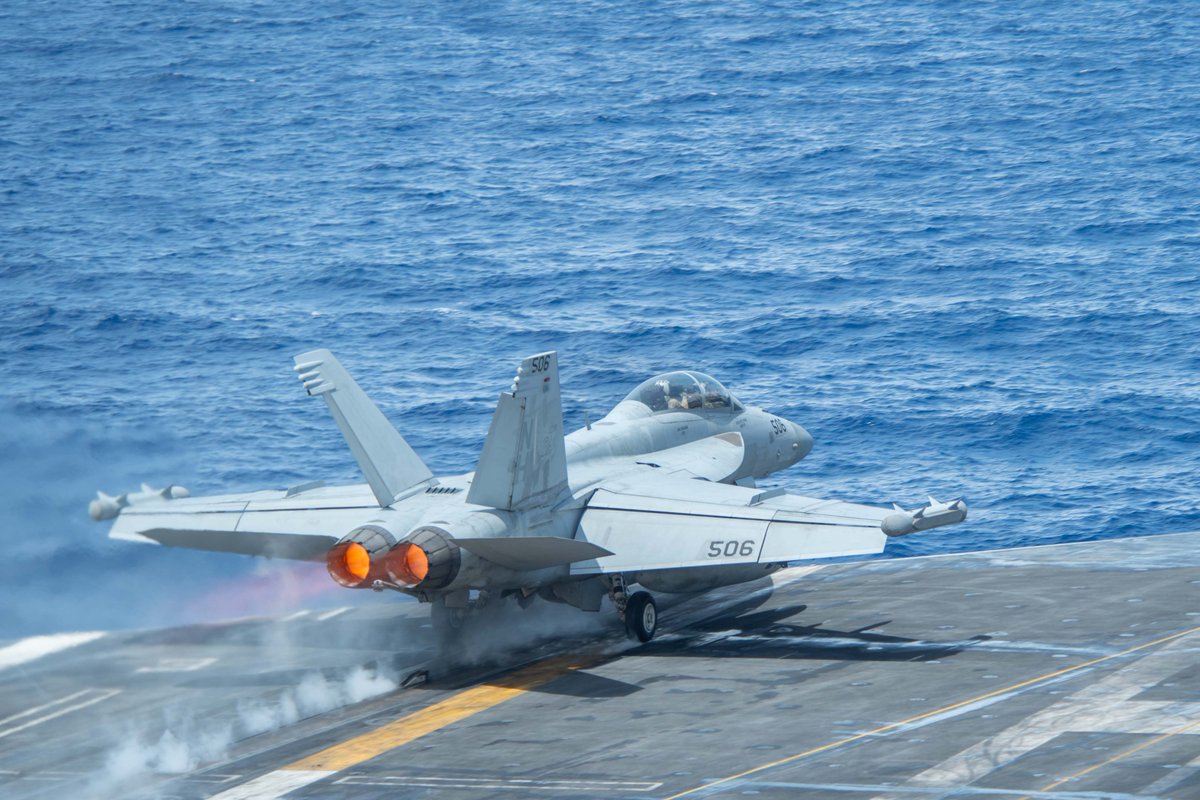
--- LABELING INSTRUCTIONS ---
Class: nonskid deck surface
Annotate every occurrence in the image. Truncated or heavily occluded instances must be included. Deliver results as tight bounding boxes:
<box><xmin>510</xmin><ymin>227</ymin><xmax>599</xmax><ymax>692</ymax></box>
<box><xmin>2</xmin><ymin>532</ymin><xmax>1200</xmax><ymax>800</ymax></box>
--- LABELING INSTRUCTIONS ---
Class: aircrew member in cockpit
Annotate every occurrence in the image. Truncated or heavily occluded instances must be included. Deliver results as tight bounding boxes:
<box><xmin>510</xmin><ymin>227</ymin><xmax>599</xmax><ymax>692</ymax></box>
<box><xmin>645</xmin><ymin>379</ymin><xmax>671</xmax><ymax>411</ymax></box>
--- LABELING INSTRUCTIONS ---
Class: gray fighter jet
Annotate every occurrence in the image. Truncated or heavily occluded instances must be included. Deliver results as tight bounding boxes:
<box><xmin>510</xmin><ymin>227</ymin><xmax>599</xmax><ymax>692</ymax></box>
<box><xmin>90</xmin><ymin>350</ymin><xmax>967</xmax><ymax>642</ymax></box>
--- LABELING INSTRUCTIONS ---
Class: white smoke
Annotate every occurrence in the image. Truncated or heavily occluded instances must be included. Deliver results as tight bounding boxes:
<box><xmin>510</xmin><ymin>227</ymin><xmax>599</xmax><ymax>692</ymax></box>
<box><xmin>441</xmin><ymin>593</ymin><xmax>614</xmax><ymax>668</ymax></box>
<box><xmin>237</xmin><ymin>665</ymin><xmax>398</xmax><ymax>736</ymax></box>
<box><xmin>103</xmin><ymin>725</ymin><xmax>233</xmax><ymax>782</ymax></box>
<box><xmin>89</xmin><ymin>579</ymin><xmax>627</xmax><ymax>797</ymax></box>
<box><xmin>92</xmin><ymin>663</ymin><xmax>398</xmax><ymax>797</ymax></box>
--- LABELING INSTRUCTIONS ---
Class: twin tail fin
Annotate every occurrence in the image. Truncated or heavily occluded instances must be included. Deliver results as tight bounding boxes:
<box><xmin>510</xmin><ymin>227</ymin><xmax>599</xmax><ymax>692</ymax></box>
<box><xmin>293</xmin><ymin>348</ymin><xmax>569</xmax><ymax>513</ymax></box>
<box><xmin>293</xmin><ymin>349</ymin><xmax>433</xmax><ymax>506</ymax></box>
<box><xmin>466</xmin><ymin>351</ymin><xmax>569</xmax><ymax>511</ymax></box>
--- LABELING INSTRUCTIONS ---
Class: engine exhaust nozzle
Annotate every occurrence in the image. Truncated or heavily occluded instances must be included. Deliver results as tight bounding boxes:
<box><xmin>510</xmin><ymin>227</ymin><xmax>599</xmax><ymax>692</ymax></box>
<box><xmin>382</xmin><ymin>542</ymin><xmax>430</xmax><ymax>586</ymax></box>
<box><xmin>324</xmin><ymin>525</ymin><xmax>396</xmax><ymax>588</ymax></box>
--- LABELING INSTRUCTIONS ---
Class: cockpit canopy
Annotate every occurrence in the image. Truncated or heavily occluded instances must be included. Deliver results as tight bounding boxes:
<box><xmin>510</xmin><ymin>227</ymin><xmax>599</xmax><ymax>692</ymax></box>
<box><xmin>624</xmin><ymin>371</ymin><xmax>742</xmax><ymax>413</ymax></box>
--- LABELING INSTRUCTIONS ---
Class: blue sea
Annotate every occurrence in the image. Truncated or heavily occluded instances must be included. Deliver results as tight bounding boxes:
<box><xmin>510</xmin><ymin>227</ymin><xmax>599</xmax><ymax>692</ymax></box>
<box><xmin>2</xmin><ymin>0</ymin><xmax>1198</xmax><ymax>639</ymax></box>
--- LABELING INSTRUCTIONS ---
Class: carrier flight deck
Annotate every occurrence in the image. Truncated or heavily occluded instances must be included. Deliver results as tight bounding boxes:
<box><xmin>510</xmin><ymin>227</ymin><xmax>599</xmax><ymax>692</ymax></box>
<box><xmin>1</xmin><ymin>531</ymin><xmax>1199</xmax><ymax>799</ymax></box>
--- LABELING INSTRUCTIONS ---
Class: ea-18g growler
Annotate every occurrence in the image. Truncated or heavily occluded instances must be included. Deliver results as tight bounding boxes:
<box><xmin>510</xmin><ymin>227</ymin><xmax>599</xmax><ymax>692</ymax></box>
<box><xmin>90</xmin><ymin>350</ymin><xmax>967</xmax><ymax>642</ymax></box>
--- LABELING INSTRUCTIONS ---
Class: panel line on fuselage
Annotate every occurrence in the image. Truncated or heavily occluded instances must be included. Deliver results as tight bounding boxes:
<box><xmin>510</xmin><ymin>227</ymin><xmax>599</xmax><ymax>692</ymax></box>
<box><xmin>584</xmin><ymin>505</ymin><xmax>880</xmax><ymax>528</ymax></box>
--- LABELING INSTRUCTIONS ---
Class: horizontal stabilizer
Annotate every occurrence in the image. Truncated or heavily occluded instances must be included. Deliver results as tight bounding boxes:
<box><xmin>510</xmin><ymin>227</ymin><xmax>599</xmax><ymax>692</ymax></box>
<box><xmin>294</xmin><ymin>349</ymin><xmax>433</xmax><ymax>507</ymax></box>
<box><xmin>102</xmin><ymin>484</ymin><xmax>382</xmax><ymax>561</ymax></box>
<box><xmin>451</xmin><ymin>536</ymin><xmax>613</xmax><ymax>572</ymax></box>
<box><xmin>117</xmin><ymin>526</ymin><xmax>338</xmax><ymax>561</ymax></box>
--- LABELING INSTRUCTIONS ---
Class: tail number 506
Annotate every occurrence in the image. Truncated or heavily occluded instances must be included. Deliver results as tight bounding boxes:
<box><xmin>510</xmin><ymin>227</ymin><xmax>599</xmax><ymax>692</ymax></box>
<box><xmin>708</xmin><ymin>540</ymin><xmax>757</xmax><ymax>558</ymax></box>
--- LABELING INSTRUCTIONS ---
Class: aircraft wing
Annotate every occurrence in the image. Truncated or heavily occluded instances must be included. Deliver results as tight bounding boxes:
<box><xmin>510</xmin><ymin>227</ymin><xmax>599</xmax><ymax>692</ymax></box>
<box><xmin>95</xmin><ymin>484</ymin><xmax>377</xmax><ymax>561</ymax></box>
<box><xmin>92</xmin><ymin>348</ymin><xmax>434</xmax><ymax>561</ymax></box>
<box><xmin>569</xmin><ymin>474</ymin><xmax>966</xmax><ymax>575</ymax></box>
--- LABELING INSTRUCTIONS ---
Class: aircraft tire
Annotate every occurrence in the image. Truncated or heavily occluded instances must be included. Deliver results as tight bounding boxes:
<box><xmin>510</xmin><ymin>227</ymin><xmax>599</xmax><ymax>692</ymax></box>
<box><xmin>625</xmin><ymin>591</ymin><xmax>657</xmax><ymax>642</ymax></box>
<box><xmin>430</xmin><ymin>598</ymin><xmax>466</xmax><ymax>645</ymax></box>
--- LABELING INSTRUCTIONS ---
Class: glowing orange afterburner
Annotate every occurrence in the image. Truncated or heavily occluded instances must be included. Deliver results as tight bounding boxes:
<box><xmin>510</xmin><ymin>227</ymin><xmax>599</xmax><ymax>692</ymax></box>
<box><xmin>384</xmin><ymin>542</ymin><xmax>429</xmax><ymax>586</ymax></box>
<box><xmin>326</xmin><ymin>541</ymin><xmax>372</xmax><ymax>587</ymax></box>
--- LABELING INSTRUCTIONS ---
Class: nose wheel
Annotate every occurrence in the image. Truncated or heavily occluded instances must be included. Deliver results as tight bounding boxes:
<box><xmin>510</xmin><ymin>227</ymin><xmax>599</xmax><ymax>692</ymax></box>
<box><xmin>624</xmin><ymin>591</ymin><xmax>657</xmax><ymax>642</ymax></box>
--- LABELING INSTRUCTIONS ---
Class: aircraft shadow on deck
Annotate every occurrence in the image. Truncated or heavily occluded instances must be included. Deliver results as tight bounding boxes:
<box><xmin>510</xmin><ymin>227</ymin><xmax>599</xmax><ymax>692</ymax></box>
<box><xmin>515</xmin><ymin>596</ymin><xmax>988</xmax><ymax>700</ymax></box>
<box><xmin>150</xmin><ymin>588</ymin><xmax>985</xmax><ymax>700</ymax></box>
<box><xmin>634</xmin><ymin>601</ymin><xmax>986</xmax><ymax>663</ymax></box>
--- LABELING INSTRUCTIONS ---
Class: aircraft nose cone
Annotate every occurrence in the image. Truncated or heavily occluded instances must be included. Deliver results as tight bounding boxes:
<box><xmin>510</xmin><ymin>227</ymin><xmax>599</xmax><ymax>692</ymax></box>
<box><xmin>793</xmin><ymin>424</ymin><xmax>813</xmax><ymax>459</ymax></box>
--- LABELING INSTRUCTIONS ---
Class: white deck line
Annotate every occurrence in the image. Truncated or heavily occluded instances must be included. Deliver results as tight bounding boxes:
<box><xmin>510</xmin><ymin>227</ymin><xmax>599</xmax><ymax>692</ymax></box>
<box><xmin>0</xmin><ymin>689</ymin><xmax>121</xmax><ymax>739</ymax></box>
<box><xmin>869</xmin><ymin>630</ymin><xmax>1200</xmax><ymax>800</ymax></box>
<box><xmin>314</xmin><ymin>607</ymin><xmax>351</xmax><ymax>622</ymax></box>
<box><xmin>206</xmin><ymin>770</ymin><xmax>334</xmax><ymax>800</ymax></box>
<box><xmin>0</xmin><ymin>690</ymin><xmax>94</xmax><ymax>727</ymax></box>
<box><xmin>0</xmin><ymin>631</ymin><xmax>106</xmax><ymax>671</ymax></box>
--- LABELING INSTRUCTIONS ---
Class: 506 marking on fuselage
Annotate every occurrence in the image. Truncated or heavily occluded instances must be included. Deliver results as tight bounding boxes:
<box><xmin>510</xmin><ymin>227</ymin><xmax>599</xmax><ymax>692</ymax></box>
<box><xmin>708</xmin><ymin>539</ymin><xmax>757</xmax><ymax>558</ymax></box>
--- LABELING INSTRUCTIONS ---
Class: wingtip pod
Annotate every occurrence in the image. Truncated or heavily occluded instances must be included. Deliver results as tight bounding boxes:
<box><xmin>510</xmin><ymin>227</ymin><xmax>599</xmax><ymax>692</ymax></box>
<box><xmin>89</xmin><ymin>491</ymin><xmax>122</xmax><ymax>521</ymax></box>
<box><xmin>88</xmin><ymin>484</ymin><xmax>190</xmax><ymax>521</ymax></box>
<box><xmin>882</xmin><ymin>498</ymin><xmax>968</xmax><ymax>537</ymax></box>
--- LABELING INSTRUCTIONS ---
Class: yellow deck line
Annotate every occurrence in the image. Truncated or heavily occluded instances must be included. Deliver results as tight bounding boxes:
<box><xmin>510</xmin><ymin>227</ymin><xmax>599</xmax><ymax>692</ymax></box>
<box><xmin>277</xmin><ymin>624</ymin><xmax>1200</xmax><ymax>792</ymax></box>
<box><xmin>663</xmin><ymin>624</ymin><xmax>1200</xmax><ymax>799</ymax></box>
<box><xmin>1018</xmin><ymin>715</ymin><xmax>1200</xmax><ymax>799</ymax></box>
<box><xmin>284</xmin><ymin>655</ymin><xmax>595</xmax><ymax>772</ymax></box>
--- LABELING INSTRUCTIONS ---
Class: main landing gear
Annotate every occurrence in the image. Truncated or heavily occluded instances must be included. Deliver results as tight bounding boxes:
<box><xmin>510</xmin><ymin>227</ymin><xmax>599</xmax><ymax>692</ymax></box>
<box><xmin>430</xmin><ymin>590</ymin><xmax>495</xmax><ymax>646</ymax></box>
<box><xmin>609</xmin><ymin>575</ymin><xmax>657</xmax><ymax>642</ymax></box>
<box><xmin>430</xmin><ymin>595</ymin><xmax>467</xmax><ymax>645</ymax></box>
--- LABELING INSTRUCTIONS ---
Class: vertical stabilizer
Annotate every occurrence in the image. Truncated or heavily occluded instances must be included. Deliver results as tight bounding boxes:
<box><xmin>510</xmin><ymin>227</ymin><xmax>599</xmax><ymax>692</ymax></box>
<box><xmin>293</xmin><ymin>349</ymin><xmax>433</xmax><ymax>506</ymax></box>
<box><xmin>466</xmin><ymin>351</ymin><xmax>569</xmax><ymax>511</ymax></box>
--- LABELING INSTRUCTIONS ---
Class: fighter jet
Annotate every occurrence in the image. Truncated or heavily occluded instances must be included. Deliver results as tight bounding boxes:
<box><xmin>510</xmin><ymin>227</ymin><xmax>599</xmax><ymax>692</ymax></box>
<box><xmin>89</xmin><ymin>350</ymin><xmax>967</xmax><ymax>643</ymax></box>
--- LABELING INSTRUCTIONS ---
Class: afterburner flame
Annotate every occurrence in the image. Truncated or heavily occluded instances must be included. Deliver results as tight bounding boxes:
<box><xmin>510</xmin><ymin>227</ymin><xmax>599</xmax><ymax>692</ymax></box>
<box><xmin>345</xmin><ymin>542</ymin><xmax>370</xmax><ymax>578</ymax></box>
<box><xmin>326</xmin><ymin>541</ymin><xmax>372</xmax><ymax>587</ymax></box>
<box><xmin>384</xmin><ymin>542</ymin><xmax>429</xmax><ymax>586</ymax></box>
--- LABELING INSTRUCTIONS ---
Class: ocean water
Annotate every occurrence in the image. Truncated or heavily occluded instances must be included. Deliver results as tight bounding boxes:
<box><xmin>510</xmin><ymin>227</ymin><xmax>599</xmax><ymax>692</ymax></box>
<box><xmin>2</xmin><ymin>0</ymin><xmax>1198</xmax><ymax>638</ymax></box>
